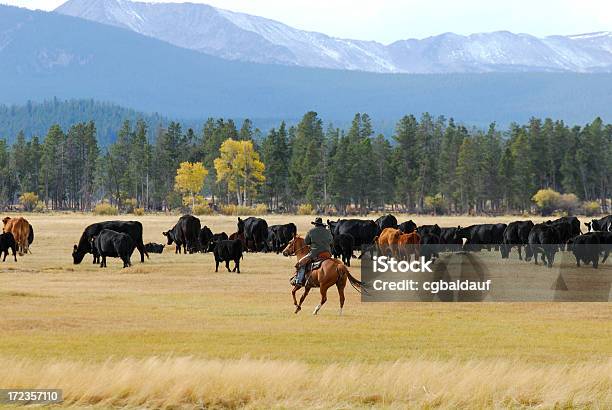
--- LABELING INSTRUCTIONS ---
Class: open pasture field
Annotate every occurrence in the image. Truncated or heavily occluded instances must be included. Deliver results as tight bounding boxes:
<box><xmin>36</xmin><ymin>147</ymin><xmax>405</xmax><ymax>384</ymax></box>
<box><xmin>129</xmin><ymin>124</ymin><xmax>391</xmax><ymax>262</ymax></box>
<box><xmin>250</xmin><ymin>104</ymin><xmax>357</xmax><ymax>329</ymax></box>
<box><xmin>1</xmin><ymin>214</ymin><xmax>612</xmax><ymax>408</ymax></box>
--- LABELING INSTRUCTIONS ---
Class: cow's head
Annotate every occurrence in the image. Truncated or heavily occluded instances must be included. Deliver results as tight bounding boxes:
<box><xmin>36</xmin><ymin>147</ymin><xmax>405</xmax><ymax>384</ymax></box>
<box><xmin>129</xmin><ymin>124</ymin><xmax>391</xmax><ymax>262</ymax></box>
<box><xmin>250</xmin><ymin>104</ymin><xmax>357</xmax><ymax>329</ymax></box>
<box><xmin>72</xmin><ymin>244</ymin><xmax>86</xmax><ymax>264</ymax></box>
<box><xmin>162</xmin><ymin>231</ymin><xmax>174</xmax><ymax>245</ymax></box>
<box><xmin>237</xmin><ymin>218</ymin><xmax>244</xmax><ymax>233</ymax></box>
<box><xmin>2</xmin><ymin>217</ymin><xmax>10</xmax><ymax>226</ymax></box>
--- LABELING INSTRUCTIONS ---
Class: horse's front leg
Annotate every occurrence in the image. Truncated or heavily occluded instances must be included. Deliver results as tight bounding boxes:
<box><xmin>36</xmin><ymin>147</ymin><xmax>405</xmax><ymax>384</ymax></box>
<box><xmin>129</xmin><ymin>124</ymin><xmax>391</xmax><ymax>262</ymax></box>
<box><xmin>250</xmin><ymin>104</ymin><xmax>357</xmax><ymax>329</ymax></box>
<box><xmin>291</xmin><ymin>285</ymin><xmax>301</xmax><ymax>310</ymax></box>
<box><xmin>296</xmin><ymin>286</ymin><xmax>311</xmax><ymax>314</ymax></box>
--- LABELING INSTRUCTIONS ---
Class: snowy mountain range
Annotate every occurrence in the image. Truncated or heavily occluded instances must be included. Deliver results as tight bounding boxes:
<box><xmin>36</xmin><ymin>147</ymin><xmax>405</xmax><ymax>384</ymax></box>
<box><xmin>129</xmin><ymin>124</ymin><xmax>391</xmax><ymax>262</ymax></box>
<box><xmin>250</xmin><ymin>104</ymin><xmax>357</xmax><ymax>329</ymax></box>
<box><xmin>55</xmin><ymin>0</ymin><xmax>612</xmax><ymax>73</ymax></box>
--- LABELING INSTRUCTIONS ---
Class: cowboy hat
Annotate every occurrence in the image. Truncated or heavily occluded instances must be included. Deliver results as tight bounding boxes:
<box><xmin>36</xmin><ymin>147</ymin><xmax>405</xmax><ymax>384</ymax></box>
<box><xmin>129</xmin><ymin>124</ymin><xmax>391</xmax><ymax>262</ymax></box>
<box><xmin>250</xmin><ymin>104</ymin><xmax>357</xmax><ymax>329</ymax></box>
<box><xmin>311</xmin><ymin>217</ymin><xmax>325</xmax><ymax>226</ymax></box>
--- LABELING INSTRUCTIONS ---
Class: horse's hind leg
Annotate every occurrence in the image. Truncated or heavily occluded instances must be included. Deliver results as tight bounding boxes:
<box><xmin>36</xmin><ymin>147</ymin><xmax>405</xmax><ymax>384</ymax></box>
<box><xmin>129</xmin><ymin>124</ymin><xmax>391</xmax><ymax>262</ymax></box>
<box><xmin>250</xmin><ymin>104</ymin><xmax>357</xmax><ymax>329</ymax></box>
<box><xmin>336</xmin><ymin>281</ymin><xmax>346</xmax><ymax>316</ymax></box>
<box><xmin>313</xmin><ymin>283</ymin><xmax>332</xmax><ymax>315</ymax></box>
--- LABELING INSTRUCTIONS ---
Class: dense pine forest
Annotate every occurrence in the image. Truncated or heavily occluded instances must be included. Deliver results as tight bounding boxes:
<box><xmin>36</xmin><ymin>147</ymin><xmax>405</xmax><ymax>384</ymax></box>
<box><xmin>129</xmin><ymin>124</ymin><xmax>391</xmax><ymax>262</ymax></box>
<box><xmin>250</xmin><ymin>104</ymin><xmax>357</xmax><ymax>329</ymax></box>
<box><xmin>0</xmin><ymin>111</ymin><xmax>610</xmax><ymax>215</ymax></box>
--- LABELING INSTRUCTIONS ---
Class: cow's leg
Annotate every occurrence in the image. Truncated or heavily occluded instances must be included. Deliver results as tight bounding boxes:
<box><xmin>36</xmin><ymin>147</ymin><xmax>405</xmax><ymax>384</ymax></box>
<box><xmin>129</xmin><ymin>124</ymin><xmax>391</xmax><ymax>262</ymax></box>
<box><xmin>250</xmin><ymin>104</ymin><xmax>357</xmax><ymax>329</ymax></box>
<box><xmin>225</xmin><ymin>260</ymin><xmax>231</xmax><ymax>272</ymax></box>
<box><xmin>2</xmin><ymin>250</ymin><xmax>6</xmax><ymax>262</ymax></box>
<box><xmin>215</xmin><ymin>260</ymin><xmax>219</xmax><ymax>272</ymax></box>
<box><xmin>296</xmin><ymin>286</ymin><xmax>311</xmax><ymax>314</ymax></box>
<box><xmin>234</xmin><ymin>258</ymin><xmax>240</xmax><ymax>273</ymax></box>
<box><xmin>517</xmin><ymin>245</ymin><xmax>523</xmax><ymax>260</ymax></box>
<box><xmin>136</xmin><ymin>243</ymin><xmax>147</xmax><ymax>262</ymax></box>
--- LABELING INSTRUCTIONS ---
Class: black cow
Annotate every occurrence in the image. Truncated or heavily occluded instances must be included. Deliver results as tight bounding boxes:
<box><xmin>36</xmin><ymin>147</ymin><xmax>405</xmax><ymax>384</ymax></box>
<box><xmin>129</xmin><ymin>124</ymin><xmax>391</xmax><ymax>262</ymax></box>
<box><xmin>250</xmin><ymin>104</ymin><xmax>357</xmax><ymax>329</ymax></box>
<box><xmin>266</xmin><ymin>228</ymin><xmax>278</xmax><ymax>253</ymax></box>
<box><xmin>418</xmin><ymin>224</ymin><xmax>441</xmax><ymax>237</ymax></box>
<box><xmin>440</xmin><ymin>228</ymin><xmax>463</xmax><ymax>245</ymax></box>
<box><xmin>398</xmin><ymin>220</ymin><xmax>417</xmax><ymax>233</ymax></box>
<box><xmin>208</xmin><ymin>232</ymin><xmax>229</xmax><ymax>252</ymax></box>
<box><xmin>420</xmin><ymin>233</ymin><xmax>440</xmax><ymax>261</ymax></box>
<box><xmin>546</xmin><ymin>216</ymin><xmax>581</xmax><ymax>245</ymax></box>
<box><xmin>454</xmin><ymin>224</ymin><xmax>505</xmax><ymax>252</ymax></box>
<box><xmin>199</xmin><ymin>226</ymin><xmax>214</xmax><ymax>253</ymax></box>
<box><xmin>327</xmin><ymin>219</ymin><xmax>378</xmax><ymax>256</ymax></box>
<box><xmin>73</xmin><ymin>221</ymin><xmax>148</xmax><ymax>264</ymax></box>
<box><xmin>331</xmin><ymin>233</ymin><xmax>355</xmax><ymax>266</ymax></box>
<box><xmin>568</xmin><ymin>234</ymin><xmax>600</xmax><ymax>268</ymax></box>
<box><xmin>268</xmin><ymin>223</ymin><xmax>297</xmax><ymax>253</ymax></box>
<box><xmin>585</xmin><ymin>215</ymin><xmax>612</xmax><ymax>232</ymax></box>
<box><xmin>501</xmin><ymin>221</ymin><xmax>534</xmax><ymax>259</ymax></box>
<box><xmin>0</xmin><ymin>232</ymin><xmax>17</xmax><ymax>262</ymax></box>
<box><xmin>375</xmin><ymin>214</ymin><xmax>398</xmax><ymax>234</ymax></box>
<box><xmin>163</xmin><ymin>215</ymin><xmax>201</xmax><ymax>254</ymax></box>
<box><xmin>213</xmin><ymin>239</ymin><xmax>243</xmax><ymax>273</ymax></box>
<box><xmin>145</xmin><ymin>243</ymin><xmax>165</xmax><ymax>254</ymax></box>
<box><xmin>92</xmin><ymin>229</ymin><xmax>134</xmax><ymax>268</ymax></box>
<box><xmin>525</xmin><ymin>223</ymin><xmax>561</xmax><ymax>268</ymax></box>
<box><xmin>238</xmin><ymin>217</ymin><xmax>269</xmax><ymax>252</ymax></box>
<box><xmin>454</xmin><ymin>224</ymin><xmax>493</xmax><ymax>251</ymax></box>
<box><xmin>584</xmin><ymin>231</ymin><xmax>612</xmax><ymax>264</ymax></box>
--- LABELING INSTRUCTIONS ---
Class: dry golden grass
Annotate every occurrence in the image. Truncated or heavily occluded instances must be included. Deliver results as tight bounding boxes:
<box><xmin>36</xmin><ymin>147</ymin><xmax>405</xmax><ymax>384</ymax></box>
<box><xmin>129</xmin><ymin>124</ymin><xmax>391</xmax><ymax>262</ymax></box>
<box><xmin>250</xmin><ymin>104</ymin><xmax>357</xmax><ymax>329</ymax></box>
<box><xmin>1</xmin><ymin>213</ymin><xmax>611</xmax><ymax>408</ymax></box>
<box><xmin>2</xmin><ymin>356</ymin><xmax>611</xmax><ymax>409</ymax></box>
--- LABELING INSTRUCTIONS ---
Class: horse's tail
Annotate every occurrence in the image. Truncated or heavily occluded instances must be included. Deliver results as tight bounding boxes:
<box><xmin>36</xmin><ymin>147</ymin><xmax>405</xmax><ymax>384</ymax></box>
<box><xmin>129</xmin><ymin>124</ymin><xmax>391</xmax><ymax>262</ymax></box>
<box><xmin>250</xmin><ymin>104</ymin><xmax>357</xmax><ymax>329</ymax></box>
<box><xmin>337</xmin><ymin>263</ymin><xmax>366</xmax><ymax>294</ymax></box>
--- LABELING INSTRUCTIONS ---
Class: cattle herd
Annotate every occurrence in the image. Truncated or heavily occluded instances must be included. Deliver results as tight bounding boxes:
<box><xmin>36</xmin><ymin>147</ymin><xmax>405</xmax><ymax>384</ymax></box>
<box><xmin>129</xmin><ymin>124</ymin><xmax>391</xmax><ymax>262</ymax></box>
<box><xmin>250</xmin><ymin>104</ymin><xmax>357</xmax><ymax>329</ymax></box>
<box><xmin>1</xmin><ymin>213</ymin><xmax>612</xmax><ymax>272</ymax></box>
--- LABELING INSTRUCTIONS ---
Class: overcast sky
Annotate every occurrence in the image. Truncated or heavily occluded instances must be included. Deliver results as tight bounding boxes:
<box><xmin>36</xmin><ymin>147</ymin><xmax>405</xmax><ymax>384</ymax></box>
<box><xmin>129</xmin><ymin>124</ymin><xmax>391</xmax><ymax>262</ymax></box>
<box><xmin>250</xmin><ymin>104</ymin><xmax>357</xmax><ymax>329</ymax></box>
<box><xmin>2</xmin><ymin>0</ymin><xmax>611</xmax><ymax>43</ymax></box>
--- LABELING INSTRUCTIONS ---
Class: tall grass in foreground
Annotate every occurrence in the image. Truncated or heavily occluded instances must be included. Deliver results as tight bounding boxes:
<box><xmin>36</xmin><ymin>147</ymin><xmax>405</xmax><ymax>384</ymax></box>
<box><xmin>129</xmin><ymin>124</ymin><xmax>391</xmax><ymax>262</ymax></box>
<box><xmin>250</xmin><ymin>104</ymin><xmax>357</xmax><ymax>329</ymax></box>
<box><xmin>1</xmin><ymin>357</ymin><xmax>611</xmax><ymax>409</ymax></box>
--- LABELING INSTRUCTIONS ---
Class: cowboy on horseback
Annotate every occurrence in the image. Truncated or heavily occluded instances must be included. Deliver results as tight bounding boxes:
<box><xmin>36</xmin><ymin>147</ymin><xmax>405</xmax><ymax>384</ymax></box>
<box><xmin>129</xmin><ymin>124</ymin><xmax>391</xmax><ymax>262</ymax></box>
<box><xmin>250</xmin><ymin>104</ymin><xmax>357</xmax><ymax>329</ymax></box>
<box><xmin>294</xmin><ymin>217</ymin><xmax>333</xmax><ymax>287</ymax></box>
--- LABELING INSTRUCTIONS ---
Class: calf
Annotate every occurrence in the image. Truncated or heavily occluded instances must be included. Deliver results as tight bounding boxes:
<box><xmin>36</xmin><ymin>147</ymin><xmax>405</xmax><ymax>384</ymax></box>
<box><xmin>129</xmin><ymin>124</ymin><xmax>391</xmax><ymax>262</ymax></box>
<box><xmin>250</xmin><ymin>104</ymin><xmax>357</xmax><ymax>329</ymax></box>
<box><xmin>2</xmin><ymin>217</ymin><xmax>31</xmax><ymax>255</ymax></box>
<box><xmin>375</xmin><ymin>227</ymin><xmax>402</xmax><ymax>259</ymax></box>
<box><xmin>331</xmin><ymin>233</ymin><xmax>354</xmax><ymax>266</ymax></box>
<box><xmin>0</xmin><ymin>232</ymin><xmax>17</xmax><ymax>262</ymax></box>
<box><xmin>145</xmin><ymin>242</ymin><xmax>165</xmax><ymax>254</ymax></box>
<box><xmin>213</xmin><ymin>239</ymin><xmax>243</xmax><ymax>273</ymax></box>
<box><xmin>398</xmin><ymin>232</ymin><xmax>420</xmax><ymax>261</ymax></box>
<box><xmin>208</xmin><ymin>232</ymin><xmax>229</xmax><ymax>252</ymax></box>
<box><xmin>199</xmin><ymin>226</ymin><xmax>214</xmax><ymax>252</ymax></box>
<box><xmin>92</xmin><ymin>229</ymin><xmax>134</xmax><ymax>268</ymax></box>
<box><xmin>568</xmin><ymin>234</ymin><xmax>600</xmax><ymax>268</ymax></box>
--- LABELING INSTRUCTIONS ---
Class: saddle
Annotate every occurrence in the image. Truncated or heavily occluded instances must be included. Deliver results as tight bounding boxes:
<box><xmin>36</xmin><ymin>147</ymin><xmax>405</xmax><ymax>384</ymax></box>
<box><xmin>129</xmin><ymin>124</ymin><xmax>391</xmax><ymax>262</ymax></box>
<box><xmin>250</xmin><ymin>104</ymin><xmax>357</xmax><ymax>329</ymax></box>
<box><xmin>309</xmin><ymin>251</ymin><xmax>332</xmax><ymax>271</ymax></box>
<box><xmin>290</xmin><ymin>251</ymin><xmax>333</xmax><ymax>287</ymax></box>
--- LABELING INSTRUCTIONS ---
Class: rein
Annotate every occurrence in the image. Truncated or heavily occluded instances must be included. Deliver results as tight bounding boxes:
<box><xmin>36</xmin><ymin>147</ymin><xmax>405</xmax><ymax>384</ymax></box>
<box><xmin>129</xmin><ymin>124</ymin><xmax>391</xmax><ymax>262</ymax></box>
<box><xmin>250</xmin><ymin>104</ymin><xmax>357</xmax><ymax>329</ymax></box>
<box><xmin>287</xmin><ymin>243</ymin><xmax>310</xmax><ymax>256</ymax></box>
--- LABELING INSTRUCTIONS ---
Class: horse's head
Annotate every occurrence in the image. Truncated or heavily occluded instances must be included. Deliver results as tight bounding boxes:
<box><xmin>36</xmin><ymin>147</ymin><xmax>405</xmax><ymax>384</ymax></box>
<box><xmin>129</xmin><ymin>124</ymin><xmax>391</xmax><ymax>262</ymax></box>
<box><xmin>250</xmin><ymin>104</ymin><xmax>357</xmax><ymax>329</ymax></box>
<box><xmin>282</xmin><ymin>234</ymin><xmax>305</xmax><ymax>257</ymax></box>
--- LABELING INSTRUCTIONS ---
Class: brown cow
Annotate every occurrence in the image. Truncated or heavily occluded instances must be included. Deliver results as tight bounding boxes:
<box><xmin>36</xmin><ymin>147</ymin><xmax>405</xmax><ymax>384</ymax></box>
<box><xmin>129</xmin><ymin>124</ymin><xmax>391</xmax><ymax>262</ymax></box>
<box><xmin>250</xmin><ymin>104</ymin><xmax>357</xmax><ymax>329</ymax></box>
<box><xmin>2</xmin><ymin>217</ymin><xmax>31</xmax><ymax>256</ymax></box>
<box><xmin>398</xmin><ymin>232</ymin><xmax>421</xmax><ymax>261</ymax></box>
<box><xmin>375</xmin><ymin>227</ymin><xmax>402</xmax><ymax>259</ymax></box>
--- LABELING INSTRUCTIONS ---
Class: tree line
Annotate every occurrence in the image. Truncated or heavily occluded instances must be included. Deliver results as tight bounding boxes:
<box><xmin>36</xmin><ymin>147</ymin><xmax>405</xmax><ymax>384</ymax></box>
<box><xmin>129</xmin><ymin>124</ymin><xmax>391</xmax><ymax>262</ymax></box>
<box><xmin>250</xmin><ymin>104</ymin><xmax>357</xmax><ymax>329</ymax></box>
<box><xmin>0</xmin><ymin>112</ymin><xmax>610</xmax><ymax>214</ymax></box>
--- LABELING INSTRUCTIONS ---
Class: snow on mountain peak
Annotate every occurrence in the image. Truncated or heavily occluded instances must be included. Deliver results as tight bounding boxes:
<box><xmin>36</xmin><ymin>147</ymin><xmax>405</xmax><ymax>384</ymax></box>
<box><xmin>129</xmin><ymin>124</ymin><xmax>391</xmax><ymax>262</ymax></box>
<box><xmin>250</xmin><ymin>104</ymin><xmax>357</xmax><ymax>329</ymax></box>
<box><xmin>55</xmin><ymin>0</ymin><xmax>612</xmax><ymax>73</ymax></box>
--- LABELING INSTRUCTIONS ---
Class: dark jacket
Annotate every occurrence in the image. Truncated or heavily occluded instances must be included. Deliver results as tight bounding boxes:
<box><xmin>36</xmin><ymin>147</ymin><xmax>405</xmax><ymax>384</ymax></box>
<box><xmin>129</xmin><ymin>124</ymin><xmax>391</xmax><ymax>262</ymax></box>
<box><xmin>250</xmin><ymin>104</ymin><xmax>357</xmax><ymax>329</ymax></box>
<box><xmin>305</xmin><ymin>226</ymin><xmax>333</xmax><ymax>255</ymax></box>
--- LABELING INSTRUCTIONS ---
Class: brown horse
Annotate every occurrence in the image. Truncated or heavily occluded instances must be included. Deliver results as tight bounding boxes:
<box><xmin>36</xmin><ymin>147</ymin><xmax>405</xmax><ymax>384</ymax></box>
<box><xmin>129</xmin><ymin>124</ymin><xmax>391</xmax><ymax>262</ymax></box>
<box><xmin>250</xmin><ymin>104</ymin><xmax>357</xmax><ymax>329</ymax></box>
<box><xmin>282</xmin><ymin>234</ymin><xmax>364</xmax><ymax>315</ymax></box>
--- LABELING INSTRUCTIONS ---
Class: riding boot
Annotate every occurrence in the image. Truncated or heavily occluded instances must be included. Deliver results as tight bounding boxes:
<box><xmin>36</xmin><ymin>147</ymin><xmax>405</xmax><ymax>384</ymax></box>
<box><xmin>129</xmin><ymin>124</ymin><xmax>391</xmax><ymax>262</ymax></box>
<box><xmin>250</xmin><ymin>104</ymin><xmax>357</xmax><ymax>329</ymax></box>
<box><xmin>296</xmin><ymin>265</ymin><xmax>307</xmax><ymax>286</ymax></box>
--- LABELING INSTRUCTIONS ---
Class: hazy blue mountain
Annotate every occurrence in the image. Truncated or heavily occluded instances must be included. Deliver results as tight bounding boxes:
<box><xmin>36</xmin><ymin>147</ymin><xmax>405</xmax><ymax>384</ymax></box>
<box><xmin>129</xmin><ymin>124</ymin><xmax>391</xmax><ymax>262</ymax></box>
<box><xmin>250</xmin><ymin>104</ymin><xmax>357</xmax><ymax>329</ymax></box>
<box><xmin>1</xmin><ymin>4</ymin><xmax>611</xmax><ymax>128</ymax></box>
<box><xmin>56</xmin><ymin>0</ymin><xmax>612</xmax><ymax>73</ymax></box>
